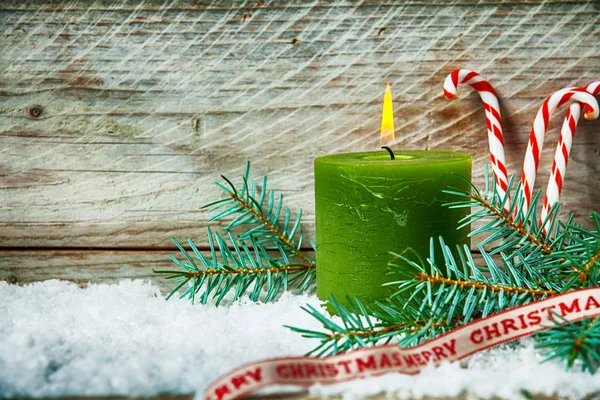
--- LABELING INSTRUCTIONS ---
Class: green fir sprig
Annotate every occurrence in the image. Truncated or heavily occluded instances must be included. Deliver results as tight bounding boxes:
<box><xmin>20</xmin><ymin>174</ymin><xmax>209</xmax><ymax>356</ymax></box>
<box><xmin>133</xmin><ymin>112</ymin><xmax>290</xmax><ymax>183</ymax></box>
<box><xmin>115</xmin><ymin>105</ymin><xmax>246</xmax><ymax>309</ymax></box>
<box><xmin>153</xmin><ymin>162</ymin><xmax>315</xmax><ymax>305</ymax></box>
<box><xmin>204</xmin><ymin>162</ymin><xmax>315</xmax><ymax>268</ymax></box>
<box><xmin>153</xmin><ymin>227</ymin><xmax>313</xmax><ymax>305</ymax></box>
<box><xmin>536</xmin><ymin>314</ymin><xmax>600</xmax><ymax>373</ymax></box>
<box><xmin>443</xmin><ymin>170</ymin><xmax>562</xmax><ymax>257</ymax></box>
<box><xmin>386</xmin><ymin>237</ymin><xmax>560</xmax><ymax>324</ymax></box>
<box><xmin>285</xmin><ymin>295</ymin><xmax>462</xmax><ymax>356</ymax></box>
<box><xmin>549</xmin><ymin>213</ymin><xmax>600</xmax><ymax>289</ymax></box>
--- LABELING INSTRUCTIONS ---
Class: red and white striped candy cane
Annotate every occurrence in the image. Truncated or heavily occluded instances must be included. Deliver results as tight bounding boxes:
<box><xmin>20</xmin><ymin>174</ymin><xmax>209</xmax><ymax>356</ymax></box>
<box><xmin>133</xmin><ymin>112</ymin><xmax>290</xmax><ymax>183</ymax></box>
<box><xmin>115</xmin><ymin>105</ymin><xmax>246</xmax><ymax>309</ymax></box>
<box><xmin>444</xmin><ymin>69</ymin><xmax>510</xmax><ymax>212</ymax></box>
<box><xmin>519</xmin><ymin>88</ymin><xmax>599</xmax><ymax>218</ymax></box>
<box><xmin>540</xmin><ymin>82</ymin><xmax>600</xmax><ymax>233</ymax></box>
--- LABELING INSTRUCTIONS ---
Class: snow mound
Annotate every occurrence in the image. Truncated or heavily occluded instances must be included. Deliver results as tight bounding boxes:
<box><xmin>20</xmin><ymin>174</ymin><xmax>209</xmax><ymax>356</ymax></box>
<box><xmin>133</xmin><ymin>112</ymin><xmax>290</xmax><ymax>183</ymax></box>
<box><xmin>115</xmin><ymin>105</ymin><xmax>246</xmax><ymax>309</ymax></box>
<box><xmin>1</xmin><ymin>280</ymin><xmax>598</xmax><ymax>399</ymax></box>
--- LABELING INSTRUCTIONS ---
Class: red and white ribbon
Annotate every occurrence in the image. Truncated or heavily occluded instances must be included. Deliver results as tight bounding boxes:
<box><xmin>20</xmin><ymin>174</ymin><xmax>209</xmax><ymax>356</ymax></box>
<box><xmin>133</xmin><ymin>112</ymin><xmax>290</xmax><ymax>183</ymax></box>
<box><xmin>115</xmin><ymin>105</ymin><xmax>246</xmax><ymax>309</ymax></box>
<box><xmin>205</xmin><ymin>288</ymin><xmax>600</xmax><ymax>400</ymax></box>
<box><xmin>540</xmin><ymin>82</ymin><xmax>600</xmax><ymax>233</ymax></box>
<box><xmin>519</xmin><ymin>88</ymin><xmax>599</xmax><ymax>217</ymax></box>
<box><xmin>443</xmin><ymin>69</ymin><xmax>510</xmax><ymax>212</ymax></box>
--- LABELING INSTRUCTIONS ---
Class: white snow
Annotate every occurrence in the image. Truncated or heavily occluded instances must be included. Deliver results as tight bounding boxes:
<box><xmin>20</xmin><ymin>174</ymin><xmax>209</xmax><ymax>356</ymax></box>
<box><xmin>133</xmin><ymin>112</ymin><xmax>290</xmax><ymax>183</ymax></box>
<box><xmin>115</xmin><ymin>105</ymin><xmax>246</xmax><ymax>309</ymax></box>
<box><xmin>1</xmin><ymin>280</ymin><xmax>599</xmax><ymax>399</ymax></box>
<box><xmin>311</xmin><ymin>342</ymin><xmax>600</xmax><ymax>400</ymax></box>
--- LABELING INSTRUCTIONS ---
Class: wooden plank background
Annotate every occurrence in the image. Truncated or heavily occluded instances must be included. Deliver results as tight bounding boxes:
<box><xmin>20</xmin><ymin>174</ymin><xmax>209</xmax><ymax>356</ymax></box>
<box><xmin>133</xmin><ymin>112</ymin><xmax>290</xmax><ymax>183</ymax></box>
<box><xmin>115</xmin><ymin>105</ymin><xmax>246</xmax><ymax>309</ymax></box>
<box><xmin>1</xmin><ymin>0</ymin><xmax>600</xmax><ymax>287</ymax></box>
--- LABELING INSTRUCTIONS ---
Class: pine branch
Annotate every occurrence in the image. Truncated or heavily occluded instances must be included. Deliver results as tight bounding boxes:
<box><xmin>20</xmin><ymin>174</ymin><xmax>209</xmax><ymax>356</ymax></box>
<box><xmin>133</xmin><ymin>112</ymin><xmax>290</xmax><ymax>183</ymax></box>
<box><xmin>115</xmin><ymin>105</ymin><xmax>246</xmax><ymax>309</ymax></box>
<box><xmin>414</xmin><ymin>272</ymin><xmax>557</xmax><ymax>298</ymax></box>
<box><xmin>554</xmin><ymin>238</ymin><xmax>600</xmax><ymax>289</ymax></box>
<box><xmin>154</xmin><ymin>227</ymin><xmax>315</xmax><ymax>305</ymax></box>
<box><xmin>444</xmin><ymin>169</ymin><xmax>574</xmax><ymax>284</ymax></box>
<box><xmin>470</xmin><ymin>192</ymin><xmax>552</xmax><ymax>255</ymax></box>
<box><xmin>286</xmin><ymin>296</ymin><xmax>460</xmax><ymax>357</ymax></box>
<box><xmin>286</xmin><ymin>297</ymin><xmax>398</xmax><ymax>357</ymax></box>
<box><xmin>582</xmin><ymin>249</ymin><xmax>600</xmax><ymax>280</ymax></box>
<box><xmin>204</xmin><ymin>162</ymin><xmax>314</xmax><ymax>268</ymax></box>
<box><xmin>536</xmin><ymin>315</ymin><xmax>600</xmax><ymax>374</ymax></box>
<box><xmin>227</xmin><ymin>190</ymin><xmax>313</xmax><ymax>267</ymax></box>
<box><xmin>444</xmin><ymin>170</ymin><xmax>559</xmax><ymax>259</ymax></box>
<box><xmin>386</xmin><ymin>237</ymin><xmax>561</xmax><ymax>324</ymax></box>
<box><xmin>544</xmin><ymin>214</ymin><xmax>600</xmax><ymax>288</ymax></box>
<box><xmin>156</xmin><ymin>162</ymin><xmax>317</xmax><ymax>304</ymax></box>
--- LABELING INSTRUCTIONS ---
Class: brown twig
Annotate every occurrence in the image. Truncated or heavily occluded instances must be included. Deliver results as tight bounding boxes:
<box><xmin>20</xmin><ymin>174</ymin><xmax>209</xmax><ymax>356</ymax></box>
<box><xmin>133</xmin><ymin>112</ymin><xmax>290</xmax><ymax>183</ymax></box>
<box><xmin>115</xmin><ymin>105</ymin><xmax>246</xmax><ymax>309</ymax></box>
<box><xmin>573</xmin><ymin>317</ymin><xmax>599</xmax><ymax>353</ymax></box>
<box><xmin>415</xmin><ymin>272</ymin><xmax>557</xmax><ymax>297</ymax></box>
<box><xmin>327</xmin><ymin>317</ymin><xmax>465</xmax><ymax>341</ymax></box>
<box><xmin>579</xmin><ymin>249</ymin><xmax>600</xmax><ymax>282</ymax></box>
<box><xmin>182</xmin><ymin>264</ymin><xmax>314</xmax><ymax>278</ymax></box>
<box><xmin>328</xmin><ymin>323</ymin><xmax>411</xmax><ymax>340</ymax></box>
<box><xmin>229</xmin><ymin>192</ymin><xmax>314</xmax><ymax>267</ymax></box>
<box><xmin>471</xmin><ymin>193</ymin><xmax>553</xmax><ymax>255</ymax></box>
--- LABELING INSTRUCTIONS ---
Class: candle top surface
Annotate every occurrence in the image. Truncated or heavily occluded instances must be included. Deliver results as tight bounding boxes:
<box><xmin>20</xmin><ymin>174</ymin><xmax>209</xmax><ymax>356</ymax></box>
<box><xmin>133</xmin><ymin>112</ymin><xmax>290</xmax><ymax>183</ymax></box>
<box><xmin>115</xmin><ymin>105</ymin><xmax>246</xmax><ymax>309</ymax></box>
<box><xmin>315</xmin><ymin>150</ymin><xmax>471</xmax><ymax>166</ymax></box>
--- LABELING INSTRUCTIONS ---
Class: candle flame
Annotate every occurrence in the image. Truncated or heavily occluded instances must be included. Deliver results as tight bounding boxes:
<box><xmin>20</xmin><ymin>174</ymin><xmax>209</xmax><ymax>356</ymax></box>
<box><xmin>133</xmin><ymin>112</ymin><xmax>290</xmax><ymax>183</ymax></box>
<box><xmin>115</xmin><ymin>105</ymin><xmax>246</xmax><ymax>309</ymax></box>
<box><xmin>380</xmin><ymin>82</ymin><xmax>395</xmax><ymax>144</ymax></box>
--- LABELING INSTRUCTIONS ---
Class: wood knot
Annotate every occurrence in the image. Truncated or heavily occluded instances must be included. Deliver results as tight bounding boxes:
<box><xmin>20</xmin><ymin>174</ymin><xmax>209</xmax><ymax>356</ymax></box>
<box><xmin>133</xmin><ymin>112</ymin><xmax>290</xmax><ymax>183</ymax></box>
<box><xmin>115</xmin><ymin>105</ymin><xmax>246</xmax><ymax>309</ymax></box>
<box><xmin>192</xmin><ymin>117</ymin><xmax>200</xmax><ymax>134</ymax></box>
<box><xmin>377</xmin><ymin>27</ymin><xmax>386</xmax><ymax>37</ymax></box>
<box><xmin>27</xmin><ymin>104</ymin><xmax>43</xmax><ymax>119</ymax></box>
<box><xmin>242</xmin><ymin>12</ymin><xmax>251</xmax><ymax>22</ymax></box>
<box><xmin>291</xmin><ymin>37</ymin><xmax>300</xmax><ymax>46</ymax></box>
<box><xmin>5</xmin><ymin>274</ymin><xmax>18</xmax><ymax>285</ymax></box>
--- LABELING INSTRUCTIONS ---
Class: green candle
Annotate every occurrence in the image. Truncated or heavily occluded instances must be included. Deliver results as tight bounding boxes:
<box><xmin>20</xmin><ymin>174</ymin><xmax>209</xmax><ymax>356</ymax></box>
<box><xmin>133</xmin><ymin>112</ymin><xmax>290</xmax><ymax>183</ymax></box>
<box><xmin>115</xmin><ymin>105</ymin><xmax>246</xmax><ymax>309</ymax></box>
<box><xmin>314</xmin><ymin>150</ymin><xmax>472</xmax><ymax>307</ymax></box>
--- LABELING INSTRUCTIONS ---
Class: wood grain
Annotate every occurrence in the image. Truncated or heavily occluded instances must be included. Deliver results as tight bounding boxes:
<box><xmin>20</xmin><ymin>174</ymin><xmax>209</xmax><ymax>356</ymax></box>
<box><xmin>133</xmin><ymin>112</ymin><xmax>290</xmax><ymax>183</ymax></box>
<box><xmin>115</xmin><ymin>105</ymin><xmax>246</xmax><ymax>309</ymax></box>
<box><xmin>0</xmin><ymin>249</ymin><xmax>177</xmax><ymax>292</ymax></box>
<box><xmin>0</xmin><ymin>248</ymin><xmax>320</xmax><ymax>296</ymax></box>
<box><xmin>1</xmin><ymin>0</ymin><xmax>600</xmax><ymax>251</ymax></box>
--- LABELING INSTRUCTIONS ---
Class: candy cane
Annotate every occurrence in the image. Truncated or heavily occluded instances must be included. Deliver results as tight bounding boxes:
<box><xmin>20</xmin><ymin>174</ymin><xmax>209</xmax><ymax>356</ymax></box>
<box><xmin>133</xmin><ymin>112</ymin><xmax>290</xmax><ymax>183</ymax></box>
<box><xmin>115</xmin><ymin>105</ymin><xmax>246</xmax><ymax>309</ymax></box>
<box><xmin>519</xmin><ymin>88</ymin><xmax>599</xmax><ymax>218</ymax></box>
<box><xmin>443</xmin><ymin>69</ymin><xmax>510</xmax><ymax>212</ymax></box>
<box><xmin>540</xmin><ymin>82</ymin><xmax>600</xmax><ymax>233</ymax></box>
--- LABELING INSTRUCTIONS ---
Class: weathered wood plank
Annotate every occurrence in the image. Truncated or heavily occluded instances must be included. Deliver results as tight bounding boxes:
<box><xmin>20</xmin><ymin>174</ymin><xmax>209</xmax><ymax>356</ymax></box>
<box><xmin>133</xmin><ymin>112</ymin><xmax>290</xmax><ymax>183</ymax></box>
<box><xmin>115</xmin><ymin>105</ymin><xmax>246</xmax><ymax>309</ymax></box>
<box><xmin>0</xmin><ymin>249</ymin><xmax>320</xmax><ymax>295</ymax></box>
<box><xmin>0</xmin><ymin>250</ymin><xmax>177</xmax><ymax>293</ymax></box>
<box><xmin>1</xmin><ymin>1</ymin><xmax>599</xmax><ymax>249</ymax></box>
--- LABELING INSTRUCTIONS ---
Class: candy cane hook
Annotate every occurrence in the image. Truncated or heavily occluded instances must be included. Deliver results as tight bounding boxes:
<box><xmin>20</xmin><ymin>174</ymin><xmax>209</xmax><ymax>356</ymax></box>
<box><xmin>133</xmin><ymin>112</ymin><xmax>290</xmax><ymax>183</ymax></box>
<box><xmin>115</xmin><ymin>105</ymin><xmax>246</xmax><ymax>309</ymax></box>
<box><xmin>519</xmin><ymin>87</ymin><xmax>599</xmax><ymax>218</ymax></box>
<box><xmin>444</xmin><ymin>69</ymin><xmax>510</xmax><ymax>212</ymax></box>
<box><xmin>540</xmin><ymin>82</ymin><xmax>600</xmax><ymax>234</ymax></box>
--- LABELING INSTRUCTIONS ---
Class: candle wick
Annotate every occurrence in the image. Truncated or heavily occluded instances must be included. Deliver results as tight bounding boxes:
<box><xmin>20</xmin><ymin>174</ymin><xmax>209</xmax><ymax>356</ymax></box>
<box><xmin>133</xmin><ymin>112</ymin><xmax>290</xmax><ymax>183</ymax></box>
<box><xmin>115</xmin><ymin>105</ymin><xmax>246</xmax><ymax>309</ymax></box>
<box><xmin>381</xmin><ymin>146</ymin><xmax>395</xmax><ymax>160</ymax></box>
